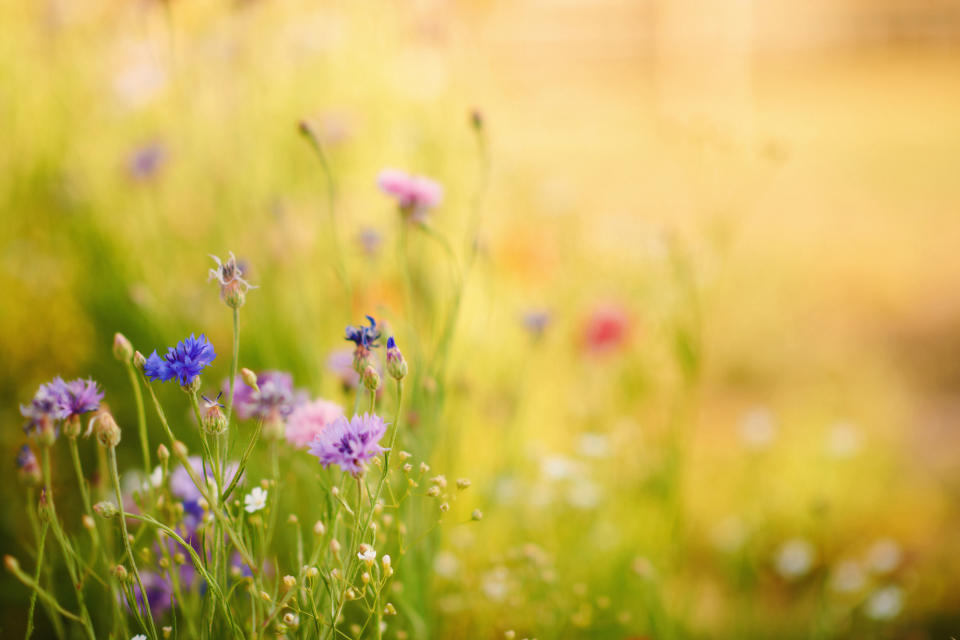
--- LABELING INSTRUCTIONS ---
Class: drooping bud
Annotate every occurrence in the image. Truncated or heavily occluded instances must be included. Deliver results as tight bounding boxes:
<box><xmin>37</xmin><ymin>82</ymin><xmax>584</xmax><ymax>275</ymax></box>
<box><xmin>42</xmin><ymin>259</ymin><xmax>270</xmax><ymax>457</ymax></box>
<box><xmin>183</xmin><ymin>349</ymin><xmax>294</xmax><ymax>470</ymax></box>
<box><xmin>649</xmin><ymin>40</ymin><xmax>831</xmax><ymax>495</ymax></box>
<box><xmin>133</xmin><ymin>351</ymin><xmax>147</xmax><ymax>373</ymax></box>
<box><xmin>172</xmin><ymin>441</ymin><xmax>188</xmax><ymax>459</ymax></box>
<box><xmin>157</xmin><ymin>444</ymin><xmax>170</xmax><ymax>462</ymax></box>
<box><xmin>113</xmin><ymin>333</ymin><xmax>134</xmax><ymax>362</ymax></box>
<box><xmin>94</xmin><ymin>501</ymin><xmax>119</xmax><ymax>519</ymax></box>
<box><xmin>94</xmin><ymin>411</ymin><xmax>122</xmax><ymax>448</ymax></box>
<box><xmin>362</xmin><ymin>365</ymin><xmax>381</xmax><ymax>392</ymax></box>
<box><xmin>385</xmin><ymin>337</ymin><xmax>407</xmax><ymax>380</ymax></box>
<box><xmin>240</xmin><ymin>367</ymin><xmax>259</xmax><ymax>392</ymax></box>
<box><xmin>352</xmin><ymin>346</ymin><xmax>372</xmax><ymax>376</ymax></box>
<box><xmin>4</xmin><ymin>556</ymin><xmax>20</xmax><ymax>573</ymax></box>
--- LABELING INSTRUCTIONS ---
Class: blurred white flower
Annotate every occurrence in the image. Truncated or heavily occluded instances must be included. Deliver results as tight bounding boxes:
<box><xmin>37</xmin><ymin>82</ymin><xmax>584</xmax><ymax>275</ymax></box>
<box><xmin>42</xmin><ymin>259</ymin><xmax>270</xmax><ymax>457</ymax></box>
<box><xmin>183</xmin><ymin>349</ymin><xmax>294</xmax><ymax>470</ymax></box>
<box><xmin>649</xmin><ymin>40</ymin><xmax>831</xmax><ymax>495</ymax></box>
<box><xmin>244</xmin><ymin>487</ymin><xmax>268</xmax><ymax>513</ymax></box>
<box><xmin>567</xmin><ymin>480</ymin><xmax>600</xmax><ymax>510</ymax></box>
<box><xmin>711</xmin><ymin>516</ymin><xmax>748</xmax><ymax>553</ymax></box>
<box><xmin>826</xmin><ymin>422</ymin><xmax>862</xmax><ymax>459</ymax></box>
<box><xmin>739</xmin><ymin>407</ymin><xmax>777</xmax><ymax>450</ymax></box>
<box><xmin>149</xmin><ymin>466</ymin><xmax>163</xmax><ymax>489</ymax></box>
<box><xmin>865</xmin><ymin>585</ymin><xmax>903</xmax><ymax>620</ymax></box>
<box><xmin>577</xmin><ymin>433</ymin><xmax>610</xmax><ymax>458</ymax></box>
<box><xmin>775</xmin><ymin>538</ymin><xmax>815</xmax><ymax>580</ymax></box>
<box><xmin>482</xmin><ymin>567</ymin><xmax>509</xmax><ymax>601</ymax></box>
<box><xmin>434</xmin><ymin>551</ymin><xmax>460</xmax><ymax>578</ymax></box>
<box><xmin>830</xmin><ymin>559</ymin><xmax>866</xmax><ymax>593</ymax></box>
<box><xmin>541</xmin><ymin>455</ymin><xmax>581</xmax><ymax>481</ymax></box>
<box><xmin>867</xmin><ymin>539</ymin><xmax>902</xmax><ymax>575</ymax></box>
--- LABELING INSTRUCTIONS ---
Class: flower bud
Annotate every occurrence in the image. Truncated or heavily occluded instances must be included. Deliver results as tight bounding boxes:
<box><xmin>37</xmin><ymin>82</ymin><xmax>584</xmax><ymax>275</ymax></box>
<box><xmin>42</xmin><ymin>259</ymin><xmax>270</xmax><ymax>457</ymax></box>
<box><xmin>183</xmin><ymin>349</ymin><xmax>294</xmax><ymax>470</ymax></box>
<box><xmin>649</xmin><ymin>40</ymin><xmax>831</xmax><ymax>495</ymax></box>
<box><xmin>260</xmin><ymin>591</ymin><xmax>272</xmax><ymax>602</ymax></box>
<box><xmin>361</xmin><ymin>572</ymin><xmax>371</xmax><ymax>584</ymax></box>
<box><xmin>4</xmin><ymin>555</ymin><xmax>19</xmax><ymax>573</ymax></box>
<box><xmin>200</xmin><ymin>396</ymin><xmax>228</xmax><ymax>436</ymax></box>
<box><xmin>172</xmin><ymin>440</ymin><xmax>188</xmax><ymax>459</ymax></box>
<box><xmin>82</xmin><ymin>515</ymin><xmax>95</xmax><ymax>530</ymax></box>
<box><xmin>439</xmin><ymin>502</ymin><xmax>450</xmax><ymax>512</ymax></box>
<box><xmin>182</xmin><ymin>376</ymin><xmax>201</xmax><ymax>394</ymax></box>
<box><xmin>456</xmin><ymin>478</ymin><xmax>471</xmax><ymax>490</ymax></box>
<box><xmin>113</xmin><ymin>333</ymin><xmax>134</xmax><ymax>362</ymax></box>
<box><xmin>157</xmin><ymin>444</ymin><xmax>170</xmax><ymax>462</ymax></box>
<box><xmin>471</xmin><ymin>509</ymin><xmax>483</xmax><ymax>521</ymax></box>
<box><xmin>362</xmin><ymin>365</ymin><xmax>380</xmax><ymax>392</ymax></box>
<box><xmin>282</xmin><ymin>575</ymin><xmax>296</xmax><ymax>589</ymax></box>
<box><xmin>305</xmin><ymin>566</ymin><xmax>319</xmax><ymax>579</ymax></box>
<box><xmin>94</xmin><ymin>501</ymin><xmax>119</xmax><ymax>519</ymax></box>
<box><xmin>384</xmin><ymin>602</ymin><xmax>397</xmax><ymax>615</ymax></box>
<box><xmin>222</xmin><ymin>280</ymin><xmax>246</xmax><ymax>309</ymax></box>
<box><xmin>419</xmin><ymin>462</ymin><xmax>430</xmax><ymax>474</ymax></box>
<box><xmin>133</xmin><ymin>351</ymin><xmax>147</xmax><ymax>372</ymax></box>
<box><xmin>330</xmin><ymin>539</ymin><xmax>341</xmax><ymax>555</ymax></box>
<box><xmin>94</xmin><ymin>411</ymin><xmax>121</xmax><ymax>448</ymax></box>
<box><xmin>386</xmin><ymin>337</ymin><xmax>407</xmax><ymax>380</ymax></box>
<box><xmin>426</xmin><ymin>486</ymin><xmax>441</xmax><ymax>498</ymax></box>
<box><xmin>240</xmin><ymin>367</ymin><xmax>259</xmax><ymax>392</ymax></box>
<box><xmin>63</xmin><ymin>415</ymin><xmax>82</xmax><ymax>439</ymax></box>
<box><xmin>162</xmin><ymin>626</ymin><xmax>173</xmax><ymax>638</ymax></box>
<box><xmin>16</xmin><ymin>446</ymin><xmax>41</xmax><ymax>487</ymax></box>
<box><xmin>282</xmin><ymin>613</ymin><xmax>300</xmax><ymax>629</ymax></box>
<box><xmin>111</xmin><ymin>564</ymin><xmax>129</xmax><ymax>582</ymax></box>
<box><xmin>313</xmin><ymin>521</ymin><xmax>326</xmax><ymax>536</ymax></box>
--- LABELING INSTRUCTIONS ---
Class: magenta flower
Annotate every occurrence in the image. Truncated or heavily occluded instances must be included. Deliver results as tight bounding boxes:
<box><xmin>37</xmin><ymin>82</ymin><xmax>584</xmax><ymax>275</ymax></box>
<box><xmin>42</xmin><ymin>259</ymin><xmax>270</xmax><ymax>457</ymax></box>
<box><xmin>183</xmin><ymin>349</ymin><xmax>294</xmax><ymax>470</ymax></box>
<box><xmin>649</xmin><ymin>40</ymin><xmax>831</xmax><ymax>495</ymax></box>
<box><xmin>307</xmin><ymin>413</ymin><xmax>388</xmax><ymax>476</ymax></box>
<box><xmin>377</xmin><ymin>168</ymin><xmax>443</xmax><ymax>222</ymax></box>
<box><xmin>285</xmin><ymin>399</ymin><xmax>344</xmax><ymax>448</ymax></box>
<box><xmin>54</xmin><ymin>377</ymin><xmax>104</xmax><ymax>418</ymax></box>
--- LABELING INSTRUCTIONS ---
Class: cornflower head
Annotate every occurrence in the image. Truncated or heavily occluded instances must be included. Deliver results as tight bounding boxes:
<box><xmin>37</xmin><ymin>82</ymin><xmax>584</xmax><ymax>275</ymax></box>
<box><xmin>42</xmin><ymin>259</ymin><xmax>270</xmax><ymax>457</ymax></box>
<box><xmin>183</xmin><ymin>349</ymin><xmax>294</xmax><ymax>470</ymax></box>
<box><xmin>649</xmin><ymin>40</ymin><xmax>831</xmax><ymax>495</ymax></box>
<box><xmin>54</xmin><ymin>377</ymin><xmax>104</xmax><ymax>438</ymax></box>
<box><xmin>16</xmin><ymin>445</ymin><xmax>41</xmax><ymax>486</ymax></box>
<box><xmin>200</xmin><ymin>392</ymin><xmax>227</xmax><ymax>435</ymax></box>
<box><xmin>307</xmin><ymin>413</ymin><xmax>388</xmax><ymax>477</ymax></box>
<box><xmin>285</xmin><ymin>398</ymin><xmax>344</xmax><ymax>448</ymax></box>
<box><xmin>385</xmin><ymin>336</ymin><xmax>407</xmax><ymax>380</ymax></box>
<box><xmin>19</xmin><ymin>380</ymin><xmax>69</xmax><ymax>445</ymax></box>
<box><xmin>209</xmin><ymin>251</ymin><xmax>256</xmax><ymax>309</ymax></box>
<box><xmin>377</xmin><ymin>168</ymin><xmax>443</xmax><ymax>223</ymax></box>
<box><xmin>346</xmin><ymin>316</ymin><xmax>381</xmax><ymax>374</ymax></box>
<box><xmin>144</xmin><ymin>334</ymin><xmax>216</xmax><ymax>390</ymax></box>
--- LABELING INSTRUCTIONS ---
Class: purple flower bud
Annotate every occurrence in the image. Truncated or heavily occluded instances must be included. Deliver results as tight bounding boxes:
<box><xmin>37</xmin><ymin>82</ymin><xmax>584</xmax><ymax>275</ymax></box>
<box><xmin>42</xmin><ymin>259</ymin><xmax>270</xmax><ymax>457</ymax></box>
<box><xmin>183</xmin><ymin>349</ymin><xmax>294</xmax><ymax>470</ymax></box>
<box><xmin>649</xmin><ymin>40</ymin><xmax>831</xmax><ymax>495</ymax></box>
<box><xmin>385</xmin><ymin>337</ymin><xmax>407</xmax><ymax>380</ymax></box>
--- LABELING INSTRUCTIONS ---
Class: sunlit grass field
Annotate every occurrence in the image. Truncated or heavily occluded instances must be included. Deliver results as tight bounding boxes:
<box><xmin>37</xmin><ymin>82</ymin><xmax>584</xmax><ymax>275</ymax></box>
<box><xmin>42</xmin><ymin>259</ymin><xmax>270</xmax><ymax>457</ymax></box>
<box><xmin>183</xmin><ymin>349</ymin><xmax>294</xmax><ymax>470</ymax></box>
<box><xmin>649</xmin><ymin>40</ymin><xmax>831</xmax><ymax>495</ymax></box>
<box><xmin>2</xmin><ymin>1</ymin><xmax>960</xmax><ymax>638</ymax></box>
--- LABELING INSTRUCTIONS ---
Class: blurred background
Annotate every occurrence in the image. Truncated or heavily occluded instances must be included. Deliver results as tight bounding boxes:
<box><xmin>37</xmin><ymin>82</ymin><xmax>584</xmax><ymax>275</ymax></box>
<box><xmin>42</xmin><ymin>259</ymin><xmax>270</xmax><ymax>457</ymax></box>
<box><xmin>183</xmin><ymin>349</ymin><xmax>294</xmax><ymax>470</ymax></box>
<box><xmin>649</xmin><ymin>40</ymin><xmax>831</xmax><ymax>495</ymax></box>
<box><xmin>2</xmin><ymin>0</ymin><xmax>960</xmax><ymax>637</ymax></box>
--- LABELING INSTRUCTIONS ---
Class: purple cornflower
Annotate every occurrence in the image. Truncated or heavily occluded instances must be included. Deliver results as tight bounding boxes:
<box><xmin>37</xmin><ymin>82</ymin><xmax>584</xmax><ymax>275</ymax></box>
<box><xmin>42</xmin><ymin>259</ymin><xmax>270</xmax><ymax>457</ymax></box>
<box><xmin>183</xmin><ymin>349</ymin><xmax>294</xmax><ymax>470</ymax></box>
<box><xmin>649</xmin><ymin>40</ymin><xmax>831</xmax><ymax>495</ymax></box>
<box><xmin>16</xmin><ymin>445</ymin><xmax>41</xmax><ymax>485</ymax></box>
<box><xmin>377</xmin><ymin>168</ymin><xmax>443</xmax><ymax>222</ymax></box>
<box><xmin>307</xmin><ymin>413</ymin><xmax>388</xmax><ymax>476</ymax></box>
<box><xmin>20</xmin><ymin>381</ymin><xmax>69</xmax><ymax>440</ymax></box>
<box><xmin>54</xmin><ymin>377</ymin><xmax>104</xmax><ymax>418</ymax></box>
<box><xmin>345</xmin><ymin>316</ymin><xmax>381</xmax><ymax>349</ymax></box>
<box><xmin>228</xmin><ymin>370</ymin><xmax>300</xmax><ymax>421</ymax></box>
<box><xmin>127</xmin><ymin>141</ymin><xmax>168</xmax><ymax>181</ymax></box>
<box><xmin>144</xmin><ymin>334</ymin><xmax>216</xmax><ymax>387</ymax></box>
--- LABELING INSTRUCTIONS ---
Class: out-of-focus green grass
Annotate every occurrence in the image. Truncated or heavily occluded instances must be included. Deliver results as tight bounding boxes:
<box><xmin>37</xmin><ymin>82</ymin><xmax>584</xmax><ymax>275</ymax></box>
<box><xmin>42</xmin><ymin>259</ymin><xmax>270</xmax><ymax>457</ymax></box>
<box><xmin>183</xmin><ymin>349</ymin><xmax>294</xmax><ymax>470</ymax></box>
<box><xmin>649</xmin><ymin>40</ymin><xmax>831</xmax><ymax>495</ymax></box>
<box><xmin>3</xmin><ymin>0</ymin><xmax>960</xmax><ymax>637</ymax></box>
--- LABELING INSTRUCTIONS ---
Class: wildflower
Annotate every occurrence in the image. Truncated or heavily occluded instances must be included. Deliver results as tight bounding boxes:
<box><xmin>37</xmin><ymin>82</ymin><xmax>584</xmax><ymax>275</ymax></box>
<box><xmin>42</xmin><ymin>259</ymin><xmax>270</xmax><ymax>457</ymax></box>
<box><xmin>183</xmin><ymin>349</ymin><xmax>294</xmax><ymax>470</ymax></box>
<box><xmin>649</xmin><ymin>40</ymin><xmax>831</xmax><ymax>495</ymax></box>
<box><xmin>578</xmin><ymin>433</ymin><xmax>610</xmax><ymax>458</ymax></box>
<box><xmin>358</xmin><ymin>547</ymin><xmax>376</xmax><ymax>565</ymax></box>
<box><xmin>285</xmin><ymin>399</ymin><xmax>344</xmax><ymax>448</ymax></box>
<box><xmin>200</xmin><ymin>392</ymin><xmax>227</xmax><ymax>435</ymax></box>
<box><xmin>377</xmin><ymin>169</ymin><xmax>443</xmax><ymax>222</ymax></box>
<box><xmin>209</xmin><ymin>252</ymin><xmax>255</xmax><ymax>309</ymax></box>
<box><xmin>386</xmin><ymin>337</ymin><xmax>407</xmax><ymax>380</ymax></box>
<box><xmin>94</xmin><ymin>501</ymin><xmax>119</xmax><ymax>519</ymax></box>
<box><xmin>346</xmin><ymin>316</ymin><xmax>381</xmax><ymax>375</ymax></box>
<box><xmin>144</xmin><ymin>334</ymin><xmax>216</xmax><ymax>388</ymax></box>
<box><xmin>362</xmin><ymin>365</ymin><xmax>381</xmax><ymax>392</ymax></box>
<box><xmin>456</xmin><ymin>478</ymin><xmax>471</xmax><ymax>490</ymax></box>
<box><xmin>775</xmin><ymin>539</ymin><xmax>815</xmax><ymax>580</ymax></box>
<box><xmin>521</xmin><ymin>310</ymin><xmax>551</xmax><ymax>339</ymax></box>
<box><xmin>127</xmin><ymin>141</ymin><xmax>167</xmax><ymax>181</ymax></box>
<box><xmin>229</xmin><ymin>370</ymin><xmax>304</xmax><ymax>438</ymax></box>
<box><xmin>865</xmin><ymin>585</ymin><xmax>903</xmax><ymax>620</ymax></box>
<box><xmin>16</xmin><ymin>446</ymin><xmax>41</xmax><ymax>486</ymax></box>
<box><xmin>866</xmin><ymin>539</ymin><xmax>902</xmax><ymax>574</ymax></box>
<box><xmin>283</xmin><ymin>613</ymin><xmax>300</xmax><ymax>628</ymax></box>
<box><xmin>307</xmin><ymin>413</ymin><xmax>388</xmax><ymax>476</ymax></box>
<box><xmin>830</xmin><ymin>560</ymin><xmax>866</xmax><ymax>593</ymax></box>
<box><xmin>131</xmin><ymin>635</ymin><xmax>148</xmax><ymax>640</ymax></box>
<box><xmin>20</xmin><ymin>381</ymin><xmax>68</xmax><ymax>444</ymax></box>
<box><xmin>244</xmin><ymin>487</ymin><xmax>268</xmax><ymax>513</ymax></box>
<box><xmin>582</xmin><ymin>304</ymin><xmax>629</xmax><ymax>353</ymax></box>
<box><xmin>739</xmin><ymin>407</ymin><xmax>777</xmax><ymax>451</ymax></box>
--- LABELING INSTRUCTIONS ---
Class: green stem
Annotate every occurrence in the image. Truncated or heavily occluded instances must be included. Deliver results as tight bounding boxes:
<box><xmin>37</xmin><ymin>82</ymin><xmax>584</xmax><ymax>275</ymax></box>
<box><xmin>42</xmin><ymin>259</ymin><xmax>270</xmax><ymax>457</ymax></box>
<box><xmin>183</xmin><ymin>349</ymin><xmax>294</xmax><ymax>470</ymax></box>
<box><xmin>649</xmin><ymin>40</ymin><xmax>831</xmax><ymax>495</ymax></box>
<box><xmin>226</xmin><ymin>306</ymin><xmax>240</xmax><ymax>426</ymax></box>
<box><xmin>126</xmin><ymin>362</ymin><xmax>151</xmax><ymax>475</ymax></box>
<box><xmin>222</xmin><ymin>418</ymin><xmax>264</xmax><ymax>502</ymax></box>
<box><xmin>7</xmin><ymin>555</ymin><xmax>85</xmax><ymax>624</ymax></box>
<box><xmin>39</xmin><ymin>449</ymin><xmax>97</xmax><ymax>640</ymax></box>
<box><xmin>66</xmin><ymin>438</ymin><xmax>100</xmax><ymax>551</ymax></box>
<box><xmin>24</xmin><ymin>520</ymin><xmax>48</xmax><ymax>639</ymax></box>
<box><xmin>107</xmin><ymin>447</ymin><xmax>159</xmax><ymax>640</ymax></box>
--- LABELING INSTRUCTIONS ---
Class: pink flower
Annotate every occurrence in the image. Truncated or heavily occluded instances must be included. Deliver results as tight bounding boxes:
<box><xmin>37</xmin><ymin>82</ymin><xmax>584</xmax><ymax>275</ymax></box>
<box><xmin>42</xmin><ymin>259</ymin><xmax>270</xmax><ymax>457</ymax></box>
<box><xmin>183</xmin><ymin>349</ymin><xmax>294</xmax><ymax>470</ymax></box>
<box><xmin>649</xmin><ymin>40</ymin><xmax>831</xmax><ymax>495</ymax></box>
<box><xmin>285</xmin><ymin>399</ymin><xmax>345</xmax><ymax>448</ymax></box>
<box><xmin>583</xmin><ymin>304</ymin><xmax>630</xmax><ymax>353</ymax></box>
<box><xmin>376</xmin><ymin>168</ymin><xmax>443</xmax><ymax>222</ymax></box>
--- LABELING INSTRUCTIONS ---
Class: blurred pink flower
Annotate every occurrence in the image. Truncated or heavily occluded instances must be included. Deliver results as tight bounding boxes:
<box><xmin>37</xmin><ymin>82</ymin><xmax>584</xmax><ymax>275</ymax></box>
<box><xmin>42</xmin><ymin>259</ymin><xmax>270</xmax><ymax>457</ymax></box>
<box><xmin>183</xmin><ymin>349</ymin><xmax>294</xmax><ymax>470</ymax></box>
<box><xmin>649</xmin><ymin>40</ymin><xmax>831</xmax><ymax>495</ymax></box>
<box><xmin>583</xmin><ymin>305</ymin><xmax>629</xmax><ymax>353</ymax></box>
<box><xmin>377</xmin><ymin>168</ymin><xmax>443</xmax><ymax>222</ymax></box>
<box><xmin>285</xmin><ymin>398</ymin><xmax>344</xmax><ymax>448</ymax></box>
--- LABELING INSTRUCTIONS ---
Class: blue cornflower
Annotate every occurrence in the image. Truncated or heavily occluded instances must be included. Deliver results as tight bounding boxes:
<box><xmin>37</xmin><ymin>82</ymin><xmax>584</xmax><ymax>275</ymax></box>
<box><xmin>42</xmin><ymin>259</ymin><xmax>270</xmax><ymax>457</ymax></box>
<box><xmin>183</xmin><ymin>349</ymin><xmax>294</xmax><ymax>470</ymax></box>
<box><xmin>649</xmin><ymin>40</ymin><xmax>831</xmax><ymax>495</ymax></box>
<box><xmin>144</xmin><ymin>334</ymin><xmax>217</xmax><ymax>387</ymax></box>
<box><xmin>307</xmin><ymin>413</ymin><xmax>388</xmax><ymax>476</ymax></box>
<box><xmin>345</xmin><ymin>316</ymin><xmax>381</xmax><ymax>349</ymax></box>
